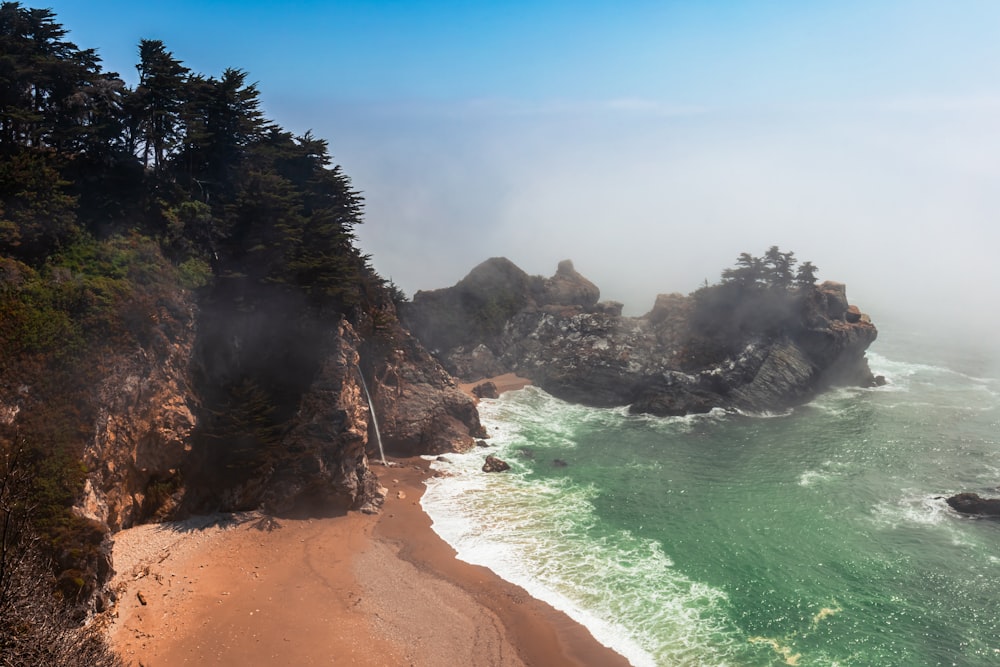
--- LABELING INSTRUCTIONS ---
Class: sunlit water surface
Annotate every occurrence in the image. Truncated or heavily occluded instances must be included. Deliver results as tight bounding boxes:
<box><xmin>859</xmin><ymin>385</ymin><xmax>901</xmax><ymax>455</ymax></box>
<box><xmin>422</xmin><ymin>336</ymin><xmax>1000</xmax><ymax>666</ymax></box>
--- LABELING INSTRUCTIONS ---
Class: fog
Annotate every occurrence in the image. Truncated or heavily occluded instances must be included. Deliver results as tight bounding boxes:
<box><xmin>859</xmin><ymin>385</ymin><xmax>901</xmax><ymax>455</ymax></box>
<box><xmin>39</xmin><ymin>0</ymin><xmax>1000</xmax><ymax>366</ymax></box>
<box><xmin>282</xmin><ymin>95</ymin><xmax>1000</xmax><ymax>360</ymax></box>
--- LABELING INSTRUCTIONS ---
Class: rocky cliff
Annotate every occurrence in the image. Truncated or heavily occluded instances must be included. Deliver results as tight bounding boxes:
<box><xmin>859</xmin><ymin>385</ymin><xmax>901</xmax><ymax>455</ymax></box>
<box><xmin>75</xmin><ymin>302</ymin><xmax>482</xmax><ymax>527</ymax></box>
<box><xmin>3</xmin><ymin>279</ymin><xmax>481</xmax><ymax>615</ymax></box>
<box><xmin>403</xmin><ymin>258</ymin><xmax>880</xmax><ymax>416</ymax></box>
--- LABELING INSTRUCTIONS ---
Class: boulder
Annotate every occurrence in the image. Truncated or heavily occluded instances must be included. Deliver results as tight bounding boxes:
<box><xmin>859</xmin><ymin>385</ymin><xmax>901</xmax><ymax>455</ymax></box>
<box><xmin>540</xmin><ymin>260</ymin><xmax>600</xmax><ymax>307</ymax></box>
<box><xmin>482</xmin><ymin>455</ymin><xmax>511</xmax><ymax>473</ymax></box>
<box><xmin>472</xmin><ymin>381</ymin><xmax>499</xmax><ymax>399</ymax></box>
<box><xmin>818</xmin><ymin>281</ymin><xmax>849</xmax><ymax>319</ymax></box>
<box><xmin>946</xmin><ymin>492</ymin><xmax>1000</xmax><ymax>517</ymax></box>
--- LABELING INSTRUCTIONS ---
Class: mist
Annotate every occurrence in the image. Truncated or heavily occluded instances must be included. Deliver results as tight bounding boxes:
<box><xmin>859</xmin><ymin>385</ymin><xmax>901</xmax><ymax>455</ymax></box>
<box><xmin>279</xmin><ymin>94</ymin><xmax>1000</xmax><ymax>364</ymax></box>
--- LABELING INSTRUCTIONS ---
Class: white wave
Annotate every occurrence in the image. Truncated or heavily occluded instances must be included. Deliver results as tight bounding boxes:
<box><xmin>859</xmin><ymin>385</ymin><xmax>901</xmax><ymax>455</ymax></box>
<box><xmin>868</xmin><ymin>352</ymin><xmax>1000</xmax><ymax>395</ymax></box>
<box><xmin>870</xmin><ymin>494</ymin><xmax>952</xmax><ymax>528</ymax></box>
<box><xmin>422</xmin><ymin>411</ymin><xmax>746</xmax><ymax>667</ymax></box>
<box><xmin>734</xmin><ymin>407</ymin><xmax>795</xmax><ymax>419</ymax></box>
<box><xmin>798</xmin><ymin>469</ymin><xmax>835</xmax><ymax>487</ymax></box>
<box><xmin>867</xmin><ymin>351</ymin><xmax>942</xmax><ymax>380</ymax></box>
<box><xmin>868</xmin><ymin>493</ymin><xmax>978</xmax><ymax>548</ymax></box>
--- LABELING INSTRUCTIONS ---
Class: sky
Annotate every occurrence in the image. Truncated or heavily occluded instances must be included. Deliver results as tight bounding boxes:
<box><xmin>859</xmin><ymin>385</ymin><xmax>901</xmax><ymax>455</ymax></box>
<box><xmin>39</xmin><ymin>0</ymin><xmax>1000</xmax><ymax>354</ymax></box>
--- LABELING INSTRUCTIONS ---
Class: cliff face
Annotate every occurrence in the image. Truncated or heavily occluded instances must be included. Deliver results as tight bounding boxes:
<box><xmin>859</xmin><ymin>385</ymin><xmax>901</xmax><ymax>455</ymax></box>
<box><xmin>403</xmin><ymin>258</ymin><xmax>880</xmax><ymax>416</ymax></box>
<box><xmin>76</xmin><ymin>294</ymin><xmax>198</xmax><ymax>532</ymax></box>
<box><xmin>71</xmin><ymin>298</ymin><xmax>482</xmax><ymax>528</ymax></box>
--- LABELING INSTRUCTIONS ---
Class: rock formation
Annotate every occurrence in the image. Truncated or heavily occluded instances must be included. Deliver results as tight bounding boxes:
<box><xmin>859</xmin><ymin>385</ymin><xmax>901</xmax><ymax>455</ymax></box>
<box><xmin>3</xmin><ymin>283</ymin><xmax>482</xmax><ymax>613</ymax></box>
<box><xmin>402</xmin><ymin>258</ymin><xmax>880</xmax><ymax>416</ymax></box>
<box><xmin>946</xmin><ymin>492</ymin><xmax>1000</xmax><ymax>517</ymax></box>
<box><xmin>482</xmin><ymin>455</ymin><xmax>511</xmax><ymax>473</ymax></box>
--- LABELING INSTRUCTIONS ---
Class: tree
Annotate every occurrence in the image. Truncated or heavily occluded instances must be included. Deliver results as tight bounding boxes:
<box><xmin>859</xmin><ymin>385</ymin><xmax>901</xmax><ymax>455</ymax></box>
<box><xmin>0</xmin><ymin>3</ymin><xmax>124</xmax><ymax>155</ymax></box>
<box><xmin>0</xmin><ymin>440</ymin><xmax>123</xmax><ymax>666</ymax></box>
<box><xmin>0</xmin><ymin>147</ymin><xmax>78</xmax><ymax>263</ymax></box>
<box><xmin>795</xmin><ymin>261</ymin><xmax>818</xmax><ymax>288</ymax></box>
<box><xmin>179</xmin><ymin>68</ymin><xmax>264</xmax><ymax>200</ymax></box>
<box><xmin>130</xmin><ymin>39</ymin><xmax>189</xmax><ymax>173</ymax></box>
<box><xmin>722</xmin><ymin>252</ymin><xmax>764</xmax><ymax>288</ymax></box>
<box><xmin>764</xmin><ymin>245</ymin><xmax>796</xmax><ymax>289</ymax></box>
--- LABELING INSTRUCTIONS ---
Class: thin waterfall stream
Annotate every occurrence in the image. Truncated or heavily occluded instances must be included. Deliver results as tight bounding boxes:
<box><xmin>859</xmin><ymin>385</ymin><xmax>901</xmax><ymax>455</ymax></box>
<box><xmin>357</xmin><ymin>368</ymin><xmax>388</xmax><ymax>466</ymax></box>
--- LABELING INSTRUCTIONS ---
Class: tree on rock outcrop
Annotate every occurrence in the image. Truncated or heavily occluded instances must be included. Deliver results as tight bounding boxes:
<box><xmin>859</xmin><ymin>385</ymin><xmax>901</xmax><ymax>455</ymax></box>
<box><xmin>691</xmin><ymin>247</ymin><xmax>819</xmax><ymax>359</ymax></box>
<box><xmin>795</xmin><ymin>261</ymin><xmax>818</xmax><ymax>288</ymax></box>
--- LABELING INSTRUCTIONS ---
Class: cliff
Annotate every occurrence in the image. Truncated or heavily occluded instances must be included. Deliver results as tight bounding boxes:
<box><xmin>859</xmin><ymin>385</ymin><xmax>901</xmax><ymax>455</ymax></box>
<box><xmin>1</xmin><ymin>264</ymin><xmax>482</xmax><ymax>618</ymax></box>
<box><xmin>402</xmin><ymin>258</ymin><xmax>880</xmax><ymax>416</ymax></box>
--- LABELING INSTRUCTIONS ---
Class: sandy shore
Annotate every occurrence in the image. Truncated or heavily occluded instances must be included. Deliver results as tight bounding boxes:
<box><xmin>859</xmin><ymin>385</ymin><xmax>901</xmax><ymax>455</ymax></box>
<box><xmin>459</xmin><ymin>372</ymin><xmax>533</xmax><ymax>400</ymax></box>
<box><xmin>106</xmin><ymin>375</ymin><xmax>630</xmax><ymax>667</ymax></box>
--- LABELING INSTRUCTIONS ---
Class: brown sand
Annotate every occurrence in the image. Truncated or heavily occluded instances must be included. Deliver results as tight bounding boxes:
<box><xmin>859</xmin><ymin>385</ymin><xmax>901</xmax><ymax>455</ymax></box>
<box><xmin>106</xmin><ymin>461</ymin><xmax>630</xmax><ymax>667</ymax></box>
<box><xmin>459</xmin><ymin>373</ymin><xmax>533</xmax><ymax>401</ymax></box>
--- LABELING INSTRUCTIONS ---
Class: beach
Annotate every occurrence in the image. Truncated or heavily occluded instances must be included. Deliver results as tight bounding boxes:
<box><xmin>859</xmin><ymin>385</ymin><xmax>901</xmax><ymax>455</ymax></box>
<box><xmin>106</xmin><ymin>375</ymin><xmax>629</xmax><ymax>667</ymax></box>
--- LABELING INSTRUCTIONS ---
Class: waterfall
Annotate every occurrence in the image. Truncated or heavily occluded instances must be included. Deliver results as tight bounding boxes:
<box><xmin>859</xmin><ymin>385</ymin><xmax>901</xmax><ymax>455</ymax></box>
<box><xmin>357</xmin><ymin>368</ymin><xmax>388</xmax><ymax>466</ymax></box>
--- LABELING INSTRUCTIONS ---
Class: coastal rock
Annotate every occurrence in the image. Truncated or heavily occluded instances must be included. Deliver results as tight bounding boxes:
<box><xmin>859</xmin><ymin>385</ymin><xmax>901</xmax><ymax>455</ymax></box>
<box><xmin>78</xmin><ymin>290</ymin><xmax>198</xmax><ymax>532</ymax></box>
<box><xmin>482</xmin><ymin>455</ymin><xmax>511</xmax><ymax>473</ymax></box>
<box><xmin>540</xmin><ymin>259</ymin><xmax>600</xmax><ymax>307</ymax></box>
<box><xmin>402</xmin><ymin>258</ymin><xmax>880</xmax><ymax>416</ymax></box>
<box><xmin>472</xmin><ymin>381</ymin><xmax>499</xmax><ymax>399</ymax></box>
<box><xmin>369</xmin><ymin>325</ymin><xmax>486</xmax><ymax>456</ymax></box>
<box><xmin>946</xmin><ymin>492</ymin><xmax>1000</xmax><ymax>517</ymax></box>
<box><xmin>258</xmin><ymin>320</ymin><xmax>383</xmax><ymax>514</ymax></box>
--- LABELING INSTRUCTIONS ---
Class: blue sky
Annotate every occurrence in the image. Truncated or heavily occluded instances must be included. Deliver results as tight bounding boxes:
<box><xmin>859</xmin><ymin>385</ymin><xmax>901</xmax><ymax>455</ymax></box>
<box><xmin>39</xmin><ymin>1</ymin><xmax>1000</xmax><ymax>349</ymax></box>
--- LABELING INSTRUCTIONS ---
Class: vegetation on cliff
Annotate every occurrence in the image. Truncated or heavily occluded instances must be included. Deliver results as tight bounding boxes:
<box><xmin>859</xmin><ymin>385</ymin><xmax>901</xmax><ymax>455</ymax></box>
<box><xmin>687</xmin><ymin>245</ymin><xmax>822</xmax><ymax>363</ymax></box>
<box><xmin>0</xmin><ymin>2</ymin><xmax>403</xmax><ymax>660</ymax></box>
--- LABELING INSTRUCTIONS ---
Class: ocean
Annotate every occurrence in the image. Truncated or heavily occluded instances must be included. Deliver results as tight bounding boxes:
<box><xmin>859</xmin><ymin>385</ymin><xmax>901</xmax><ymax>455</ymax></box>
<box><xmin>421</xmin><ymin>331</ymin><xmax>1000</xmax><ymax>666</ymax></box>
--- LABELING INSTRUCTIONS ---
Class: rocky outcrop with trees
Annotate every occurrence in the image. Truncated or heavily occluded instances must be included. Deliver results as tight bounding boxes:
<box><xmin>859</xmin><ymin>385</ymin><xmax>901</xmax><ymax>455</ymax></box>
<box><xmin>0</xmin><ymin>4</ymin><xmax>480</xmax><ymax>661</ymax></box>
<box><xmin>403</xmin><ymin>250</ymin><xmax>881</xmax><ymax>416</ymax></box>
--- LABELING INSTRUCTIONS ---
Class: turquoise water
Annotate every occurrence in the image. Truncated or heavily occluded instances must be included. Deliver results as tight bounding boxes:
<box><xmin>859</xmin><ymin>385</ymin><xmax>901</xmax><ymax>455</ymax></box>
<box><xmin>422</xmin><ymin>339</ymin><xmax>1000</xmax><ymax>666</ymax></box>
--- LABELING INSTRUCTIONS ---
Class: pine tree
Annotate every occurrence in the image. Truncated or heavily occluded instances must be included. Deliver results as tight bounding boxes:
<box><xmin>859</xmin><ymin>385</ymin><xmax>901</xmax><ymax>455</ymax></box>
<box><xmin>130</xmin><ymin>39</ymin><xmax>189</xmax><ymax>174</ymax></box>
<box><xmin>795</xmin><ymin>261</ymin><xmax>819</xmax><ymax>288</ymax></box>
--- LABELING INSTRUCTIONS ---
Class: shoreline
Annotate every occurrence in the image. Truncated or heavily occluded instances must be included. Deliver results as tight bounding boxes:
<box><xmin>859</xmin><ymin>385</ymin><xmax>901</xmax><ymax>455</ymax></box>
<box><xmin>458</xmin><ymin>372</ymin><xmax>533</xmax><ymax>402</ymax></box>
<box><xmin>372</xmin><ymin>457</ymin><xmax>631</xmax><ymax>667</ymax></box>
<box><xmin>105</xmin><ymin>373</ymin><xmax>630</xmax><ymax>666</ymax></box>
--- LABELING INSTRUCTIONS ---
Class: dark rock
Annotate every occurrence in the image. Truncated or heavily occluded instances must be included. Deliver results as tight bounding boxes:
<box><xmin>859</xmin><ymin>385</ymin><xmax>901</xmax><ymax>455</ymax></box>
<box><xmin>475</xmin><ymin>439</ymin><xmax>490</xmax><ymax>448</ymax></box>
<box><xmin>595</xmin><ymin>301</ymin><xmax>624</xmax><ymax>316</ymax></box>
<box><xmin>946</xmin><ymin>492</ymin><xmax>1000</xmax><ymax>516</ymax></box>
<box><xmin>482</xmin><ymin>455</ymin><xmax>511</xmax><ymax>473</ymax></box>
<box><xmin>436</xmin><ymin>456</ymin><xmax>451</xmax><ymax>463</ymax></box>
<box><xmin>552</xmin><ymin>459</ymin><xmax>568</xmax><ymax>468</ymax></box>
<box><xmin>818</xmin><ymin>281</ymin><xmax>849</xmax><ymax>319</ymax></box>
<box><xmin>404</xmin><ymin>257</ymin><xmax>879</xmax><ymax>417</ymax></box>
<box><xmin>540</xmin><ymin>259</ymin><xmax>600</xmax><ymax>307</ymax></box>
<box><xmin>472</xmin><ymin>381</ymin><xmax>499</xmax><ymax>399</ymax></box>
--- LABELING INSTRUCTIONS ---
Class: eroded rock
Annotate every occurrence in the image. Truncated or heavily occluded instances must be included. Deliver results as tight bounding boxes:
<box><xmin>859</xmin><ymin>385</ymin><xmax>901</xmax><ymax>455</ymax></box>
<box><xmin>482</xmin><ymin>455</ymin><xmax>511</xmax><ymax>473</ymax></box>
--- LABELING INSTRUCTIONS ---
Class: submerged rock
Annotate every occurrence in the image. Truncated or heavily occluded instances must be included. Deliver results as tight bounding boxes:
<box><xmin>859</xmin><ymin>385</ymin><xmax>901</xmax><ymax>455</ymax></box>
<box><xmin>946</xmin><ymin>492</ymin><xmax>1000</xmax><ymax>517</ymax></box>
<box><xmin>482</xmin><ymin>455</ymin><xmax>511</xmax><ymax>473</ymax></box>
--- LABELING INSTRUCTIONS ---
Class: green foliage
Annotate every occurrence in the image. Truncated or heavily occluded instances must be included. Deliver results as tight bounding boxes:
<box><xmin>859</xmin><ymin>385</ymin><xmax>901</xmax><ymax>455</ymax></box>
<box><xmin>0</xmin><ymin>6</ymin><xmax>396</xmax><ymax>658</ymax></box>
<box><xmin>0</xmin><ymin>148</ymin><xmax>79</xmax><ymax>263</ymax></box>
<box><xmin>177</xmin><ymin>256</ymin><xmax>212</xmax><ymax>289</ymax></box>
<box><xmin>689</xmin><ymin>247</ymin><xmax>820</xmax><ymax>360</ymax></box>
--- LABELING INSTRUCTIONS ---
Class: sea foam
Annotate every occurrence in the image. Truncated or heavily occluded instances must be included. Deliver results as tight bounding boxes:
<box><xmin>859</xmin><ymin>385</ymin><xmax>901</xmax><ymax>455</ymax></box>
<box><xmin>422</xmin><ymin>388</ymin><xmax>746</xmax><ymax>667</ymax></box>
